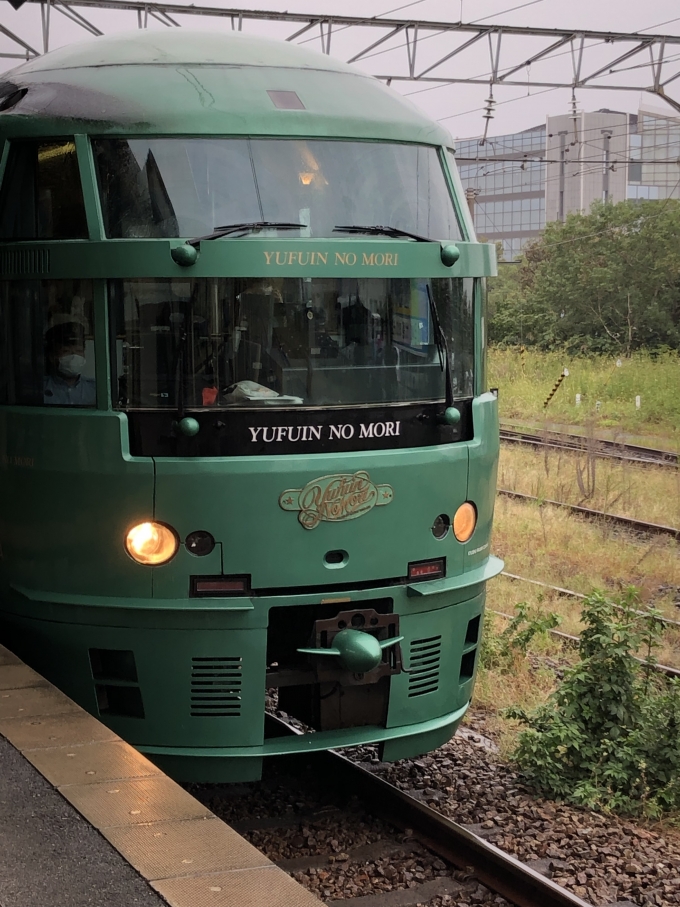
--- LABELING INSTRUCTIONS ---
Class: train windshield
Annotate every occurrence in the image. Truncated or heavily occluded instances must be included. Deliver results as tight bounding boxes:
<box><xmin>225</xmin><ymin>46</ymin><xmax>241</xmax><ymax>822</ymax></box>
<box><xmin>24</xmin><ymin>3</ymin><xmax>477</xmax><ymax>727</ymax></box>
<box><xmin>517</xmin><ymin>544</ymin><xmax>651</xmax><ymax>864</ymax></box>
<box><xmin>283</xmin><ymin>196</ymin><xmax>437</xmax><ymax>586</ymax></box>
<box><xmin>109</xmin><ymin>277</ymin><xmax>474</xmax><ymax>409</ymax></box>
<box><xmin>93</xmin><ymin>139</ymin><xmax>461</xmax><ymax>241</ymax></box>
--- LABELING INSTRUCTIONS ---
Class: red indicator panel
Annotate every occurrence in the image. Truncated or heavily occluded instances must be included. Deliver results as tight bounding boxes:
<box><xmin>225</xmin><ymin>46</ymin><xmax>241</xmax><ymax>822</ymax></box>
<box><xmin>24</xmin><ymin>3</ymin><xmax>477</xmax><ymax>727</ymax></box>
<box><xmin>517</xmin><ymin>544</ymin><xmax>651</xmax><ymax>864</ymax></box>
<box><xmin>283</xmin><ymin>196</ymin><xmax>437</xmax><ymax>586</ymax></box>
<box><xmin>191</xmin><ymin>576</ymin><xmax>250</xmax><ymax>597</ymax></box>
<box><xmin>408</xmin><ymin>558</ymin><xmax>446</xmax><ymax>581</ymax></box>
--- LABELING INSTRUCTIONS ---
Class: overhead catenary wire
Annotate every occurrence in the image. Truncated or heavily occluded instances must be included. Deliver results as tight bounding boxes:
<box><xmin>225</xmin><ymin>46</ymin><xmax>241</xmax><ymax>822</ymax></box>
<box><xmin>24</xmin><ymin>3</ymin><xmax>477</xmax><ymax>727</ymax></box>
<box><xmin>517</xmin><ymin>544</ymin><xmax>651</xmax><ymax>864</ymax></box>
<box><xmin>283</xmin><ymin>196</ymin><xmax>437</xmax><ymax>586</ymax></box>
<box><xmin>328</xmin><ymin>0</ymin><xmax>549</xmax><ymax>65</ymax></box>
<box><xmin>404</xmin><ymin>13</ymin><xmax>680</xmax><ymax>100</ymax></box>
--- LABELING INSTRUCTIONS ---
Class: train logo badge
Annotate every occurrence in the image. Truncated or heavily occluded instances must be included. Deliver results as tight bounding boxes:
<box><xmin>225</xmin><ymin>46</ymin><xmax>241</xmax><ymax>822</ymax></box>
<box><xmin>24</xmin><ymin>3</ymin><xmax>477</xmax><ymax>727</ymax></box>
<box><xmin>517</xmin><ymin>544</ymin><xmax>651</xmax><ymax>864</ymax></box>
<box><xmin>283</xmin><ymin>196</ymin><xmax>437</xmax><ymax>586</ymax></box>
<box><xmin>279</xmin><ymin>471</ymin><xmax>394</xmax><ymax>530</ymax></box>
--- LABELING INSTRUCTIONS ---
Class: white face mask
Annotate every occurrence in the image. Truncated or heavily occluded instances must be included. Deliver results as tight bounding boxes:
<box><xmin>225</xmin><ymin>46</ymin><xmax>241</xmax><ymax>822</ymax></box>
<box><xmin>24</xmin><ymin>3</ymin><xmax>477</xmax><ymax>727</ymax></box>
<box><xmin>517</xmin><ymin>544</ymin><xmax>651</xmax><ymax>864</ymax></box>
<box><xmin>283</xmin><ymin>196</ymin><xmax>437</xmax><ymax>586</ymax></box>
<box><xmin>58</xmin><ymin>354</ymin><xmax>86</xmax><ymax>378</ymax></box>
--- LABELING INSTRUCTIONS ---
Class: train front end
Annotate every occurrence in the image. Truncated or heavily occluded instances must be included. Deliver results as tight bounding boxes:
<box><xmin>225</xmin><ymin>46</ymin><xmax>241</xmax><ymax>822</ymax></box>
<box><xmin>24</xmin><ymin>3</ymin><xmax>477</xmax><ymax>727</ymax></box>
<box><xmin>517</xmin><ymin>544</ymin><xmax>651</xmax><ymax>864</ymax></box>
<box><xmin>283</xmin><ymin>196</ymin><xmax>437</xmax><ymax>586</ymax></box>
<box><xmin>0</xmin><ymin>31</ymin><xmax>501</xmax><ymax>781</ymax></box>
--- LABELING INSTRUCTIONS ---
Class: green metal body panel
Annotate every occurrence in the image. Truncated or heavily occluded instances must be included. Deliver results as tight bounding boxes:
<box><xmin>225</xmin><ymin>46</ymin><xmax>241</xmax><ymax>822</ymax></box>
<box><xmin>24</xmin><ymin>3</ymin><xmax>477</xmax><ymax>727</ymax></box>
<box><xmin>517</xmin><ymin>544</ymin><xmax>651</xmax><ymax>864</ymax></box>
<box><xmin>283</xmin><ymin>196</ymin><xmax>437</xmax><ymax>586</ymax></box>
<box><xmin>5</xmin><ymin>31</ymin><xmax>452</xmax><ymax>145</ymax></box>
<box><xmin>0</xmin><ymin>238</ymin><xmax>496</xmax><ymax>280</ymax></box>
<box><xmin>0</xmin><ymin>31</ymin><xmax>502</xmax><ymax>781</ymax></box>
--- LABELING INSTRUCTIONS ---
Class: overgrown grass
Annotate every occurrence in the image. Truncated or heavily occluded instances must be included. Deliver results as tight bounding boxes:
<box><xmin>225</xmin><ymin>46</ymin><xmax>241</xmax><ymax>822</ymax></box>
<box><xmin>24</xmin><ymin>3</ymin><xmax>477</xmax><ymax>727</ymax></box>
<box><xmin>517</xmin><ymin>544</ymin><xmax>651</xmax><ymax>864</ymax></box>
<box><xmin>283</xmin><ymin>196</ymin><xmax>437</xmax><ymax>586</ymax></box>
<box><xmin>489</xmin><ymin>347</ymin><xmax>680</xmax><ymax>443</ymax></box>
<box><xmin>498</xmin><ymin>444</ymin><xmax>680</xmax><ymax>528</ymax></box>
<box><xmin>474</xmin><ymin>610</ymin><xmax>563</xmax><ymax>757</ymax></box>
<box><xmin>492</xmin><ymin>496</ymin><xmax>680</xmax><ymax>609</ymax></box>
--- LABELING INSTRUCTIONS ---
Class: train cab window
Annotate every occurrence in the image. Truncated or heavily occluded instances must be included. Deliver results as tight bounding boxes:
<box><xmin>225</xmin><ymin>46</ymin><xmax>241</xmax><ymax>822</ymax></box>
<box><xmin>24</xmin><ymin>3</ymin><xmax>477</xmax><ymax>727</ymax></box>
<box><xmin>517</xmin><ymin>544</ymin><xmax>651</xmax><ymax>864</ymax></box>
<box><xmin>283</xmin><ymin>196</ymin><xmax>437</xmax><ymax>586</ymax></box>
<box><xmin>108</xmin><ymin>276</ymin><xmax>474</xmax><ymax>410</ymax></box>
<box><xmin>0</xmin><ymin>279</ymin><xmax>96</xmax><ymax>406</ymax></box>
<box><xmin>0</xmin><ymin>140</ymin><xmax>88</xmax><ymax>240</ymax></box>
<box><xmin>92</xmin><ymin>138</ymin><xmax>462</xmax><ymax>241</ymax></box>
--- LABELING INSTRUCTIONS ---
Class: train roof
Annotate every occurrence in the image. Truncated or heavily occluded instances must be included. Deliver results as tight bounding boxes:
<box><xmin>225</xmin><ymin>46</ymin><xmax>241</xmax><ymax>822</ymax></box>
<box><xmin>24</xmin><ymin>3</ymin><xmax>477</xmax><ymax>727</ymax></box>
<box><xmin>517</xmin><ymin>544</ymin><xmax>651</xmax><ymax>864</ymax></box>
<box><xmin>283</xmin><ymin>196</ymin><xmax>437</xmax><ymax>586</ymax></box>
<box><xmin>0</xmin><ymin>30</ymin><xmax>452</xmax><ymax>146</ymax></box>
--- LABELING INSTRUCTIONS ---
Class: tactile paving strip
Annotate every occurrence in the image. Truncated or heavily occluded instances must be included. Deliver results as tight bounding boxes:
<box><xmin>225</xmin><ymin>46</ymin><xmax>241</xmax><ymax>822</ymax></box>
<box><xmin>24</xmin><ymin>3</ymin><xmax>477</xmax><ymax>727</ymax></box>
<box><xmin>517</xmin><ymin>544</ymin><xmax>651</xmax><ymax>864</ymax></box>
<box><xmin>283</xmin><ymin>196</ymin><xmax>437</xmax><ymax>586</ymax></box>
<box><xmin>24</xmin><ymin>739</ymin><xmax>161</xmax><ymax>787</ymax></box>
<box><xmin>152</xmin><ymin>866</ymin><xmax>322</xmax><ymax>907</ymax></box>
<box><xmin>0</xmin><ymin>684</ymin><xmax>82</xmax><ymax>721</ymax></box>
<box><xmin>61</xmin><ymin>776</ymin><xmax>213</xmax><ymax>828</ymax></box>
<box><xmin>0</xmin><ymin>663</ymin><xmax>46</xmax><ymax>691</ymax></box>
<box><xmin>0</xmin><ymin>643</ymin><xmax>323</xmax><ymax>907</ymax></box>
<box><xmin>103</xmin><ymin>816</ymin><xmax>271</xmax><ymax>879</ymax></box>
<box><xmin>0</xmin><ymin>709</ymin><xmax>118</xmax><ymax>750</ymax></box>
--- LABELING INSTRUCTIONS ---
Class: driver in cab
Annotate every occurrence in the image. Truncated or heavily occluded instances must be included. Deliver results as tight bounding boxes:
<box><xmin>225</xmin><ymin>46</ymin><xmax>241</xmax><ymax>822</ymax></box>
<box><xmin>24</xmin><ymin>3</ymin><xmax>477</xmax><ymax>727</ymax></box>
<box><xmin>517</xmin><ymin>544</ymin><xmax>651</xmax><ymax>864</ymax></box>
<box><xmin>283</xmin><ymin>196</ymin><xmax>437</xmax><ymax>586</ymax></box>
<box><xmin>43</xmin><ymin>321</ymin><xmax>96</xmax><ymax>406</ymax></box>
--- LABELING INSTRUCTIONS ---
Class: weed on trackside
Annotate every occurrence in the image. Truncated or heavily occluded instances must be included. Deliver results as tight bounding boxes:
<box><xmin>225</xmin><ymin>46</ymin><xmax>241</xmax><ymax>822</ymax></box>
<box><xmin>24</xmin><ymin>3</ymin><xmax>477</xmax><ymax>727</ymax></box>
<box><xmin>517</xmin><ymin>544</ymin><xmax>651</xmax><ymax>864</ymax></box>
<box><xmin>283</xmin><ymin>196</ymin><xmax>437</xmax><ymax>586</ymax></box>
<box><xmin>506</xmin><ymin>590</ymin><xmax>680</xmax><ymax>819</ymax></box>
<box><xmin>489</xmin><ymin>348</ymin><xmax>680</xmax><ymax>443</ymax></box>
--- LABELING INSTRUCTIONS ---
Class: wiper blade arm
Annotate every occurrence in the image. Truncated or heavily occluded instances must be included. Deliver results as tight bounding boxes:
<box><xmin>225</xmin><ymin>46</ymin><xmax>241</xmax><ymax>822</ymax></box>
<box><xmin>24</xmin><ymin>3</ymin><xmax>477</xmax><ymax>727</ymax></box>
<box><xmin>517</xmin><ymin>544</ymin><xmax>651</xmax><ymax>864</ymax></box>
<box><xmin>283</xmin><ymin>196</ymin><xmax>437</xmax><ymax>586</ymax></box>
<box><xmin>426</xmin><ymin>284</ymin><xmax>454</xmax><ymax>412</ymax></box>
<box><xmin>333</xmin><ymin>224</ymin><xmax>433</xmax><ymax>242</ymax></box>
<box><xmin>187</xmin><ymin>222</ymin><xmax>305</xmax><ymax>247</ymax></box>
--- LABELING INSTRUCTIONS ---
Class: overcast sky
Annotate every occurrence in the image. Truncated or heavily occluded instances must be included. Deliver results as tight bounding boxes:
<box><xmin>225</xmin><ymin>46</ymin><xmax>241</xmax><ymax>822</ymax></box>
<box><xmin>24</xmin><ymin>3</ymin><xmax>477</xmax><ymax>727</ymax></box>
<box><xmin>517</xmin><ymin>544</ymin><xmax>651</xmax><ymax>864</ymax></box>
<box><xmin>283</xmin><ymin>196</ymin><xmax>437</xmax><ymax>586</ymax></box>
<box><xmin>1</xmin><ymin>0</ymin><xmax>679</xmax><ymax>139</ymax></box>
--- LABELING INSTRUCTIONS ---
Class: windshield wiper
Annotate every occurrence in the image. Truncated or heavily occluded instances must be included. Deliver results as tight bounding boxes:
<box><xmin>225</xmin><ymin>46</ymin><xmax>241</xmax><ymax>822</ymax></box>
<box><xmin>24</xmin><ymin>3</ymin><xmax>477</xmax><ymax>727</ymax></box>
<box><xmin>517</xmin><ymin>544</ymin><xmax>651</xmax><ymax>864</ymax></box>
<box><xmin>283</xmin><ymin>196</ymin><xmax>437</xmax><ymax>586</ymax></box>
<box><xmin>187</xmin><ymin>221</ymin><xmax>305</xmax><ymax>247</ymax></box>
<box><xmin>333</xmin><ymin>224</ymin><xmax>433</xmax><ymax>242</ymax></box>
<box><xmin>426</xmin><ymin>284</ymin><xmax>455</xmax><ymax>415</ymax></box>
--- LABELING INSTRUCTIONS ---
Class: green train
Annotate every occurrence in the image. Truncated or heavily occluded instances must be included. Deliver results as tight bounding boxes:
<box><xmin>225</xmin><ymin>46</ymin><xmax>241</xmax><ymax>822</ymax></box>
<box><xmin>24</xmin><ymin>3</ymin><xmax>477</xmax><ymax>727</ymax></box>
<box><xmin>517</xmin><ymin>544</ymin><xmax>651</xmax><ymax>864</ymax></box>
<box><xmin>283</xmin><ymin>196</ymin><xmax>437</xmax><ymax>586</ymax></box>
<box><xmin>0</xmin><ymin>30</ymin><xmax>501</xmax><ymax>781</ymax></box>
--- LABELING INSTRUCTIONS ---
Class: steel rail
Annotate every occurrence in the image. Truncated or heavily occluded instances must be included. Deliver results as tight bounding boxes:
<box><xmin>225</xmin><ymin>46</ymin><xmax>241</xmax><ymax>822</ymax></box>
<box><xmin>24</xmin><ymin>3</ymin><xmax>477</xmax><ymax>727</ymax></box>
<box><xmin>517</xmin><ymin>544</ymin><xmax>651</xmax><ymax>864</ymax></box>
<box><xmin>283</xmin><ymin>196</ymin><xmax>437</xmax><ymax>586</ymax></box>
<box><xmin>499</xmin><ymin>427</ymin><xmax>678</xmax><ymax>467</ymax></box>
<box><xmin>489</xmin><ymin>608</ymin><xmax>680</xmax><ymax>679</ymax></box>
<box><xmin>498</xmin><ymin>488</ymin><xmax>680</xmax><ymax>540</ymax></box>
<box><xmin>268</xmin><ymin>714</ymin><xmax>593</xmax><ymax>907</ymax></box>
<box><xmin>500</xmin><ymin>570</ymin><xmax>680</xmax><ymax>630</ymax></box>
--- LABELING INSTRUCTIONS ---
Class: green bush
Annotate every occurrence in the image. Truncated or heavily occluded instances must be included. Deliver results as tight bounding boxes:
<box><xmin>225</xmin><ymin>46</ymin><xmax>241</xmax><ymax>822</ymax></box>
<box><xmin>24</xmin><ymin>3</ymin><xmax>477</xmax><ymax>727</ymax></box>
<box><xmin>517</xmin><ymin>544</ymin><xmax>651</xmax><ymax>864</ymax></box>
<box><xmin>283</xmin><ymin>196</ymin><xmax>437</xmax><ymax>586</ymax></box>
<box><xmin>507</xmin><ymin>590</ymin><xmax>680</xmax><ymax>817</ymax></box>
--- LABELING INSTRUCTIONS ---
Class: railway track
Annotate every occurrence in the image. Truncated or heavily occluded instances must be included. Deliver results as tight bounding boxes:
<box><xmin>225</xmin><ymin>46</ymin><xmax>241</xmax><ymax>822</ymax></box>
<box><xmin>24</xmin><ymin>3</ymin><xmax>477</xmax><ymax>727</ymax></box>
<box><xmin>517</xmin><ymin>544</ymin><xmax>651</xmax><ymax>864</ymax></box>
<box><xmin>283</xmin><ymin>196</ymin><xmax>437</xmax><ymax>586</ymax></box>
<box><xmin>498</xmin><ymin>488</ymin><xmax>680</xmax><ymax>539</ymax></box>
<box><xmin>500</xmin><ymin>426</ymin><xmax>678</xmax><ymax>468</ymax></box>
<box><xmin>315</xmin><ymin>746</ymin><xmax>594</xmax><ymax>907</ymax></box>
<box><xmin>500</xmin><ymin>571</ymin><xmax>680</xmax><ymax>630</ymax></box>
<box><xmin>493</xmin><ymin>573</ymin><xmax>680</xmax><ymax>679</ymax></box>
<box><xmin>198</xmin><ymin>715</ymin><xmax>595</xmax><ymax>907</ymax></box>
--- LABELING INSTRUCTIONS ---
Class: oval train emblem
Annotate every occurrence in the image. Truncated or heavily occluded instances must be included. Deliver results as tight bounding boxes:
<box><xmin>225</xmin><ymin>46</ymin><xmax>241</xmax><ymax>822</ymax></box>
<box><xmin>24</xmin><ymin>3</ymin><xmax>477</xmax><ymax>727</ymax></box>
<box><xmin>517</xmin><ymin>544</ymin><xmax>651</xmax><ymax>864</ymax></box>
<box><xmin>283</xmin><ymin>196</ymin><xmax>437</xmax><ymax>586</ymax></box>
<box><xmin>279</xmin><ymin>471</ymin><xmax>394</xmax><ymax>530</ymax></box>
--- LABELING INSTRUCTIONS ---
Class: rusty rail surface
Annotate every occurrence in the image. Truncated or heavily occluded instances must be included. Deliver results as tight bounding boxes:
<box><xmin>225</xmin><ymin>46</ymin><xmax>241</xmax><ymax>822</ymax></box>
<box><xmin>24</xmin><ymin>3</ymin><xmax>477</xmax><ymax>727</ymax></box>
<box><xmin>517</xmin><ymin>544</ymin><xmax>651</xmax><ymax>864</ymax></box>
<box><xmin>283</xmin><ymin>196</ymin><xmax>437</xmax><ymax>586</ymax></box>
<box><xmin>498</xmin><ymin>489</ymin><xmax>679</xmax><ymax>540</ymax></box>
<box><xmin>500</xmin><ymin>427</ymin><xmax>678</xmax><ymax>468</ymax></box>
<box><xmin>269</xmin><ymin>715</ymin><xmax>594</xmax><ymax>907</ymax></box>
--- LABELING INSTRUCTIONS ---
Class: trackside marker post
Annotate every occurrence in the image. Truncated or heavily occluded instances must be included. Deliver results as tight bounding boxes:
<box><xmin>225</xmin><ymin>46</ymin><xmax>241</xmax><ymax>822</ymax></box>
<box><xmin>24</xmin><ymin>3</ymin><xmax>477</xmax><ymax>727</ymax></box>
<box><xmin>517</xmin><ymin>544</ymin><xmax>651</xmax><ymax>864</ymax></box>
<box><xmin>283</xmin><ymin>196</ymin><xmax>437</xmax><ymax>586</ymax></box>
<box><xmin>544</xmin><ymin>368</ymin><xmax>569</xmax><ymax>408</ymax></box>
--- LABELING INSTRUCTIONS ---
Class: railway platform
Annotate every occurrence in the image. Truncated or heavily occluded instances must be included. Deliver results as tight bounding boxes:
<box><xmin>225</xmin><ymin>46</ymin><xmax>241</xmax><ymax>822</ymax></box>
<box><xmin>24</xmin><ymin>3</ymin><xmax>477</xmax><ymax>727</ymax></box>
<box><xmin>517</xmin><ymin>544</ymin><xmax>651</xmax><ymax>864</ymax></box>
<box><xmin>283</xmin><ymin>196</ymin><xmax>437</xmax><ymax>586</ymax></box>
<box><xmin>0</xmin><ymin>642</ymin><xmax>319</xmax><ymax>907</ymax></box>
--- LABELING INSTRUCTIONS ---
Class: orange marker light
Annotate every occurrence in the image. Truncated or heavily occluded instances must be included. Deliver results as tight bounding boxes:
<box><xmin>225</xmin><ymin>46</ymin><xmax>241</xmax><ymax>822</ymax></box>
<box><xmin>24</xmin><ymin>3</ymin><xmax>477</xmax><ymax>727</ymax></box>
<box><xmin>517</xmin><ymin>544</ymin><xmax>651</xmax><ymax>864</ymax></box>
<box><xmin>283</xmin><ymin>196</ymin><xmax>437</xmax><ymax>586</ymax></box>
<box><xmin>125</xmin><ymin>522</ymin><xmax>178</xmax><ymax>565</ymax></box>
<box><xmin>453</xmin><ymin>503</ymin><xmax>477</xmax><ymax>543</ymax></box>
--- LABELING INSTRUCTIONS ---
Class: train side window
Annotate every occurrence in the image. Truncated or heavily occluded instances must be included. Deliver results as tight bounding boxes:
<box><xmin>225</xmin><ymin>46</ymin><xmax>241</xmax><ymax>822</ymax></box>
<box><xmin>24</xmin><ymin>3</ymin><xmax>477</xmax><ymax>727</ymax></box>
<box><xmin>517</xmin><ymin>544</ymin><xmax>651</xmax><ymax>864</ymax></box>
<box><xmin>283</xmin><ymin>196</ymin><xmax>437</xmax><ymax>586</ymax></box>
<box><xmin>0</xmin><ymin>140</ymin><xmax>88</xmax><ymax>240</ymax></box>
<box><xmin>0</xmin><ymin>279</ymin><xmax>96</xmax><ymax>406</ymax></box>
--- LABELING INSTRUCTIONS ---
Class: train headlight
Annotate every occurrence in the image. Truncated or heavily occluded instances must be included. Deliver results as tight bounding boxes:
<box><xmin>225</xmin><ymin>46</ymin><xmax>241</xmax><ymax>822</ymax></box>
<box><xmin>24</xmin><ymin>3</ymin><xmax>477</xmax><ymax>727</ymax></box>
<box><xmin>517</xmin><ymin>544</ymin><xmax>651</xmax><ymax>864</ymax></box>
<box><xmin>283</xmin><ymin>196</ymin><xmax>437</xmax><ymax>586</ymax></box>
<box><xmin>453</xmin><ymin>503</ymin><xmax>477</xmax><ymax>543</ymax></box>
<box><xmin>125</xmin><ymin>522</ymin><xmax>179</xmax><ymax>565</ymax></box>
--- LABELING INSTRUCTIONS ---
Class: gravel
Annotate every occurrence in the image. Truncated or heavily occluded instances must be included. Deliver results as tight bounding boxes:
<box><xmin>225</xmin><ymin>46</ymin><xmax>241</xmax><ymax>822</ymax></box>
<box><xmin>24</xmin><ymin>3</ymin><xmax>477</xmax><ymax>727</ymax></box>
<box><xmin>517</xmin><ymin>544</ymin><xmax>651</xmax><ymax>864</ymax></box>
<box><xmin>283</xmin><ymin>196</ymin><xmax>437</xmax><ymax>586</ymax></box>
<box><xmin>189</xmin><ymin>756</ymin><xmax>513</xmax><ymax>906</ymax></box>
<box><xmin>349</xmin><ymin>709</ymin><xmax>680</xmax><ymax>907</ymax></box>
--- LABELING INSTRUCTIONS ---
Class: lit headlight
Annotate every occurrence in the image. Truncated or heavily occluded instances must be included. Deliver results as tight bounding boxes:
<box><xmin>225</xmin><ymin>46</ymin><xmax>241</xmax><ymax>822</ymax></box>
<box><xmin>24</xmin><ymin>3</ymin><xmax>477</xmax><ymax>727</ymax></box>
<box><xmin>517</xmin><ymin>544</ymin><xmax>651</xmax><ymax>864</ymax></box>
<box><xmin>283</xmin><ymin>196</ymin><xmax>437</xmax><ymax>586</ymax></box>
<box><xmin>125</xmin><ymin>522</ymin><xmax>179</xmax><ymax>565</ymax></box>
<box><xmin>453</xmin><ymin>502</ymin><xmax>477</xmax><ymax>543</ymax></box>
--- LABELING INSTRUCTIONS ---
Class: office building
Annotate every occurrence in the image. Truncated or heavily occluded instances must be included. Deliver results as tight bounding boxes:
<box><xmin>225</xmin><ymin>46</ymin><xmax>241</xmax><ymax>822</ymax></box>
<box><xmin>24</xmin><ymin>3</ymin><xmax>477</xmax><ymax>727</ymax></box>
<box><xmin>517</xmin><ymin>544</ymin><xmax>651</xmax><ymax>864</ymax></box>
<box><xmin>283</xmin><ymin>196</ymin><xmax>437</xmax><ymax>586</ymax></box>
<box><xmin>456</xmin><ymin>105</ymin><xmax>680</xmax><ymax>259</ymax></box>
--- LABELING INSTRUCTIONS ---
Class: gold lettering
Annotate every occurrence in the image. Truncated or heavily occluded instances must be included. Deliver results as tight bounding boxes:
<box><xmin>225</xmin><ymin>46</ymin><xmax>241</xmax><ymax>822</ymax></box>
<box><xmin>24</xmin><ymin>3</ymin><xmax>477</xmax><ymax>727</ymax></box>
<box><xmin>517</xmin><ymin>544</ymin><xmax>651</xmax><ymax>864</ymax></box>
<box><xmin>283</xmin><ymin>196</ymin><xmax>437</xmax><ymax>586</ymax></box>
<box><xmin>275</xmin><ymin>251</ymin><xmax>287</xmax><ymax>265</ymax></box>
<box><xmin>288</xmin><ymin>251</ymin><xmax>298</xmax><ymax>265</ymax></box>
<box><xmin>346</xmin><ymin>252</ymin><xmax>357</xmax><ymax>265</ymax></box>
<box><xmin>335</xmin><ymin>252</ymin><xmax>347</xmax><ymax>265</ymax></box>
<box><xmin>264</xmin><ymin>251</ymin><xmax>274</xmax><ymax>265</ymax></box>
<box><xmin>298</xmin><ymin>251</ymin><xmax>310</xmax><ymax>265</ymax></box>
<box><xmin>362</xmin><ymin>253</ymin><xmax>376</xmax><ymax>266</ymax></box>
<box><xmin>384</xmin><ymin>253</ymin><xmax>394</xmax><ymax>265</ymax></box>
<box><xmin>374</xmin><ymin>253</ymin><xmax>385</xmax><ymax>266</ymax></box>
<box><xmin>394</xmin><ymin>253</ymin><xmax>398</xmax><ymax>265</ymax></box>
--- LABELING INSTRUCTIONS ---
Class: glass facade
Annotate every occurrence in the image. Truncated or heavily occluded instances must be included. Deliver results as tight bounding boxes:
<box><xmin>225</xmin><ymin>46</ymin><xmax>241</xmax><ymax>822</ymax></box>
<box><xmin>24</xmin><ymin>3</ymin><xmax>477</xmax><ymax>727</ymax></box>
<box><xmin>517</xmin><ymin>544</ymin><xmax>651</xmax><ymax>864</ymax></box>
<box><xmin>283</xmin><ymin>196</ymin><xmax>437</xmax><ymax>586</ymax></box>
<box><xmin>627</xmin><ymin>111</ymin><xmax>680</xmax><ymax>202</ymax></box>
<box><xmin>457</xmin><ymin>127</ymin><xmax>546</xmax><ymax>261</ymax></box>
<box><xmin>458</xmin><ymin>106</ymin><xmax>680</xmax><ymax>258</ymax></box>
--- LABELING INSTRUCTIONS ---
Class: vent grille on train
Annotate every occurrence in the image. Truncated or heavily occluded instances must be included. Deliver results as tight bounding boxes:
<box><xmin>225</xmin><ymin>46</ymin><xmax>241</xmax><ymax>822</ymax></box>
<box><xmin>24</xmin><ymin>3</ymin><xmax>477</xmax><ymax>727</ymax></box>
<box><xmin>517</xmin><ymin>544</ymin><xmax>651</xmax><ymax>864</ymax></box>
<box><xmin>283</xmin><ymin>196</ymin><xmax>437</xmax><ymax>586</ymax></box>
<box><xmin>190</xmin><ymin>656</ymin><xmax>242</xmax><ymax>717</ymax></box>
<box><xmin>408</xmin><ymin>635</ymin><xmax>442</xmax><ymax>697</ymax></box>
<box><xmin>0</xmin><ymin>249</ymin><xmax>50</xmax><ymax>276</ymax></box>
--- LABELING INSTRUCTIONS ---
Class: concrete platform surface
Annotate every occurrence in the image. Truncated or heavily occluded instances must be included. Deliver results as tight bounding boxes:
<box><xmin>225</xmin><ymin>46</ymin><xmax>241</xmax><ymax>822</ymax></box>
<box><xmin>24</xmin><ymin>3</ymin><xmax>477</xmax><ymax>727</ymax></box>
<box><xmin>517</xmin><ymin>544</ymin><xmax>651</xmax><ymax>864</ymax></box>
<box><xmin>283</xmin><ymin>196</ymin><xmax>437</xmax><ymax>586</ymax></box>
<box><xmin>0</xmin><ymin>644</ymin><xmax>320</xmax><ymax>907</ymax></box>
